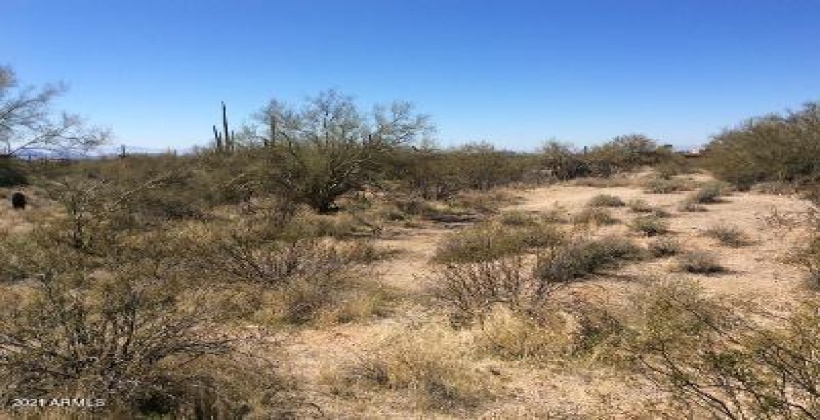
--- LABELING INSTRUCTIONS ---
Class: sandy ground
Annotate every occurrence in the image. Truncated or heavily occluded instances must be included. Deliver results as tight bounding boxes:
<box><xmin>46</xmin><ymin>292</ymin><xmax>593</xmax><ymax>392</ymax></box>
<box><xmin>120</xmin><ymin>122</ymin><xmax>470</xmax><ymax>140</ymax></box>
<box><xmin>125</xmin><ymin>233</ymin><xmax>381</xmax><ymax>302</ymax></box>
<box><xmin>277</xmin><ymin>175</ymin><xmax>816</xmax><ymax>418</ymax></box>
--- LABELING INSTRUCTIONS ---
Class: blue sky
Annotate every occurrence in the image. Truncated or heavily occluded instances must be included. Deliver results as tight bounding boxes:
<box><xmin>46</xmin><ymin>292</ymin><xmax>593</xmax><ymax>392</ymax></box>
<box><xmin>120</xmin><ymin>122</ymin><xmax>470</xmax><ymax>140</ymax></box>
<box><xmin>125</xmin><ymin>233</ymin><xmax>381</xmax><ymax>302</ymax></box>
<box><xmin>2</xmin><ymin>0</ymin><xmax>819</xmax><ymax>151</ymax></box>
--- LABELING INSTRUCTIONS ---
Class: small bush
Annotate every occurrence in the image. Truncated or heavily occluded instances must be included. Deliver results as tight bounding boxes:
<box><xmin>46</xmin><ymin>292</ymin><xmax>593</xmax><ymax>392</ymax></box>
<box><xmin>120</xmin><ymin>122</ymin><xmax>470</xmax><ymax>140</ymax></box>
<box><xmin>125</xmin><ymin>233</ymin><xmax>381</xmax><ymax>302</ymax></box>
<box><xmin>587</xmin><ymin>194</ymin><xmax>625</xmax><ymax>207</ymax></box>
<box><xmin>572</xmin><ymin>207</ymin><xmax>619</xmax><ymax>226</ymax></box>
<box><xmin>676</xmin><ymin>250</ymin><xmax>725</xmax><ymax>274</ymax></box>
<box><xmin>630</xmin><ymin>215</ymin><xmax>670</xmax><ymax>236</ymax></box>
<box><xmin>534</xmin><ymin>236</ymin><xmax>643</xmax><ymax>284</ymax></box>
<box><xmin>643</xmin><ymin>177</ymin><xmax>688</xmax><ymax>194</ymax></box>
<box><xmin>433</xmin><ymin>257</ymin><xmax>530</xmax><ymax>325</ymax></box>
<box><xmin>691</xmin><ymin>181</ymin><xmax>729</xmax><ymax>204</ymax></box>
<box><xmin>434</xmin><ymin>223</ymin><xmax>563</xmax><ymax>264</ymax></box>
<box><xmin>648</xmin><ymin>237</ymin><xmax>682</xmax><ymax>257</ymax></box>
<box><xmin>627</xmin><ymin>198</ymin><xmax>654</xmax><ymax>213</ymax></box>
<box><xmin>704</xmin><ymin>225</ymin><xmax>751</xmax><ymax>247</ymax></box>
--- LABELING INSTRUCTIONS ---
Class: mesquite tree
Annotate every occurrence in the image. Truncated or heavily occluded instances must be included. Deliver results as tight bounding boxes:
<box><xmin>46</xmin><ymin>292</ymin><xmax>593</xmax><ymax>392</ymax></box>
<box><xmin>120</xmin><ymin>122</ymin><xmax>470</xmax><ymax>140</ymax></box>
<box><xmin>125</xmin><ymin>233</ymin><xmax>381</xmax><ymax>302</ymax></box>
<box><xmin>255</xmin><ymin>90</ymin><xmax>433</xmax><ymax>212</ymax></box>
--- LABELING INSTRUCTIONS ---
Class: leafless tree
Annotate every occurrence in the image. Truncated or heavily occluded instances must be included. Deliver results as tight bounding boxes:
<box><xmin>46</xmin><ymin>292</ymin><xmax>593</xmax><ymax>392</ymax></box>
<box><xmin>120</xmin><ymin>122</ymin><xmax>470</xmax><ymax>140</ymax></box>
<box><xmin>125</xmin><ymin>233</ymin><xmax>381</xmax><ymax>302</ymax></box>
<box><xmin>0</xmin><ymin>65</ymin><xmax>109</xmax><ymax>157</ymax></box>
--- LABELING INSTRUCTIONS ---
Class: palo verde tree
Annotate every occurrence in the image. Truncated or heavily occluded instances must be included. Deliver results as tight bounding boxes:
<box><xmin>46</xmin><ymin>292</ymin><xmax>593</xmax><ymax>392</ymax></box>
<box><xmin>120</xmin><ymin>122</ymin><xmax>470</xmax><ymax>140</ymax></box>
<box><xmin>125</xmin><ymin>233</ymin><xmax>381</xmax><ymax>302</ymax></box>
<box><xmin>254</xmin><ymin>90</ymin><xmax>433</xmax><ymax>213</ymax></box>
<box><xmin>0</xmin><ymin>65</ymin><xmax>109</xmax><ymax>158</ymax></box>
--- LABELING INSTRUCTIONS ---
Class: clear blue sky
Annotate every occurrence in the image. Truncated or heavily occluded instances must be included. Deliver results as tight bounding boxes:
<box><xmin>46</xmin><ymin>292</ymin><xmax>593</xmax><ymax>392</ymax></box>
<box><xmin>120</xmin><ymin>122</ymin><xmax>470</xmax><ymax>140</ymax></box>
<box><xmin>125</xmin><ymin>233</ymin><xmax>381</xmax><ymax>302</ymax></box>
<box><xmin>3</xmin><ymin>0</ymin><xmax>819</xmax><ymax>151</ymax></box>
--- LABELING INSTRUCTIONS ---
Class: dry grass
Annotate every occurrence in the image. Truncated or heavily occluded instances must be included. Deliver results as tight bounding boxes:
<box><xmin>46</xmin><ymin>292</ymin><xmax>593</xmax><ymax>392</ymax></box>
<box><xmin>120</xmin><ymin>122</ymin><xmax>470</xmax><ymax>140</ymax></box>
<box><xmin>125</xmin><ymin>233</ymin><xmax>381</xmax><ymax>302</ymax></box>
<box><xmin>703</xmin><ymin>225</ymin><xmax>752</xmax><ymax>247</ymax></box>
<box><xmin>675</xmin><ymin>250</ymin><xmax>726</xmax><ymax>274</ymax></box>
<box><xmin>572</xmin><ymin>207</ymin><xmax>620</xmax><ymax>226</ymax></box>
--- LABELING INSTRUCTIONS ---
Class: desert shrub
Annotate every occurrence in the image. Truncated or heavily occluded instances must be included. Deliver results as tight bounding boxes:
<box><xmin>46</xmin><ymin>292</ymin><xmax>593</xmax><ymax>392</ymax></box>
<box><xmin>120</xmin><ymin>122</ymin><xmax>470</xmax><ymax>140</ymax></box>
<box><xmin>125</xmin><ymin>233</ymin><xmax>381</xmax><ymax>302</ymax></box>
<box><xmin>434</xmin><ymin>223</ymin><xmax>563</xmax><ymax>264</ymax></box>
<box><xmin>704</xmin><ymin>225</ymin><xmax>751</xmax><ymax>247</ymax></box>
<box><xmin>539</xmin><ymin>140</ymin><xmax>590</xmax><ymax>181</ymax></box>
<box><xmin>643</xmin><ymin>176</ymin><xmax>689</xmax><ymax>194</ymax></box>
<box><xmin>0</xmin><ymin>158</ymin><xmax>27</xmax><ymax>187</ymax></box>
<box><xmin>627</xmin><ymin>198</ymin><xmax>654</xmax><ymax>213</ymax></box>
<box><xmin>676</xmin><ymin>250</ymin><xmax>725</xmax><ymax>274</ymax></box>
<box><xmin>572</xmin><ymin>207</ymin><xmax>619</xmax><ymax>226</ymax></box>
<box><xmin>534</xmin><ymin>236</ymin><xmax>643</xmax><ymax>284</ymax></box>
<box><xmin>788</xmin><ymin>233</ymin><xmax>820</xmax><ymax>289</ymax></box>
<box><xmin>587</xmin><ymin>193</ymin><xmax>625</xmax><ymax>208</ymax></box>
<box><xmin>704</xmin><ymin>102</ymin><xmax>820</xmax><ymax>190</ymax></box>
<box><xmin>433</xmin><ymin>257</ymin><xmax>532</xmax><ymax>325</ymax></box>
<box><xmin>690</xmin><ymin>181</ymin><xmax>729</xmax><ymax>204</ymax></box>
<box><xmin>584</xmin><ymin>134</ymin><xmax>675</xmax><ymax>176</ymax></box>
<box><xmin>498</xmin><ymin>210</ymin><xmax>539</xmax><ymax>226</ymax></box>
<box><xmin>334</xmin><ymin>326</ymin><xmax>491</xmax><ymax>411</ymax></box>
<box><xmin>627</xmin><ymin>281</ymin><xmax>820</xmax><ymax>419</ymax></box>
<box><xmin>0</xmin><ymin>250</ymin><xmax>291</xmax><ymax>417</ymax></box>
<box><xmin>648</xmin><ymin>237</ymin><xmax>682</xmax><ymax>257</ymax></box>
<box><xmin>473</xmin><ymin>306</ymin><xmax>570</xmax><ymax>362</ymax></box>
<box><xmin>630</xmin><ymin>215</ymin><xmax>670</xmax><ymax>236</ymax></box>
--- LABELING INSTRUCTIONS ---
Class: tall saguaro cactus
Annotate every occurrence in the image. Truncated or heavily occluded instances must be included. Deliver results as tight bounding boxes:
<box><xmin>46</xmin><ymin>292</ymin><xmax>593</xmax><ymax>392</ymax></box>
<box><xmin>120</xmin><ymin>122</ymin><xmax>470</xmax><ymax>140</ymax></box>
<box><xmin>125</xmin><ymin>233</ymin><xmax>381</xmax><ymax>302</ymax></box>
<box><xmin>212</xmin><ymin>101</ymin><xmax>233</xmax><ymax>153</ymax></box>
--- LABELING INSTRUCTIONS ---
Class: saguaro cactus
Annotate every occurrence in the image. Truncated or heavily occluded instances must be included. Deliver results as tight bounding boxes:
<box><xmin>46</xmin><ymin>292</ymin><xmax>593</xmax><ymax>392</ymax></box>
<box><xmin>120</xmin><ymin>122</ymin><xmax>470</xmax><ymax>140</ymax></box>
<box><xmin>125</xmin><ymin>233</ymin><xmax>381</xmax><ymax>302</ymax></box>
<box><xmin>212</xmin><ymin>101</ymin><xmax>233</xmax><ymax>153</ymax></box>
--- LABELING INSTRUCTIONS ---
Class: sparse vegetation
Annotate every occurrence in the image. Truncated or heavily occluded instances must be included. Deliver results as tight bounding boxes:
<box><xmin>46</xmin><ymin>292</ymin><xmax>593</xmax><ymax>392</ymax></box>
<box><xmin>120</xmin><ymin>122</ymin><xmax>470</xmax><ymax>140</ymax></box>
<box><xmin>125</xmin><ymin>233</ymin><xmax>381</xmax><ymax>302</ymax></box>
<box><xmin>587</xmin><ymin>193</ymin><xmax>625</xmax><ymax>208</ymax></box>
<box><xmin>572</xmin><ymin>207</ymin><xmax>619</xmax><ymax>226</ymax></box>
<box><xmin>648</xmin><ymin>237</ymin><xmax>682</xmax><ymax>257</ymax></box>
<box><xmin>704</xmin><ymin>225</ymin><xmax>751</xmax><ymax>247</ymax></box>
<box><xmin>676</xmin><ymin>250</ymin><xmax>725</xmax><ymax>274</ymax></box>
<box><xmin>630</xmin><ymin>215</ymin><xmax>670</xmax><ymax>236</ymax></box>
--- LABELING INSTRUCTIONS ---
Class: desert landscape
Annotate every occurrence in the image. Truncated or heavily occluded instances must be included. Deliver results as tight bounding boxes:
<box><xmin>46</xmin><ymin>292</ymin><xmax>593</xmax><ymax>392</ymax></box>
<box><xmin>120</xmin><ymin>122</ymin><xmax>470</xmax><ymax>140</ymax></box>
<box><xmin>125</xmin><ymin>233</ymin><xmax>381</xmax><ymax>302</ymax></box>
<box><xmin>3</xmin><ymin>2</ymin><xmax>820</xmax><ymax>419</ymax></box>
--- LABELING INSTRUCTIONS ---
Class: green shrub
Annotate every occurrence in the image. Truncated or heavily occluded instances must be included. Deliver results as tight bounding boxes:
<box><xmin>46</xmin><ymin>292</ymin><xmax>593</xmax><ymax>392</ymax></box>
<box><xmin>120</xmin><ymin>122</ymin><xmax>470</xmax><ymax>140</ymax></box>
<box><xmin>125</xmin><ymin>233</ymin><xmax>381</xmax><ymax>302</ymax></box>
<box><xmin>704</xmin><ymin>225</ymin><xmax>751</xmax><ymax>247</ymax></box>
<box><xmin>648</xmin><ymin>237</ymin><xmax>682</xmax><ymax>257</ymax></box>
<box><xmin>630</xmin><ymin>215</ymin><xmax>670</xmax><ymax>236</ymax></box>
<box><xmin>704</xmin><ymin>102</ymin><xmax>820</xmax><ymax>190</ymax></box>
<box><xmin>587</xmin><ymin>194</ymin><xmax>625</xmax><ymax>207</ymax></box>
<box><xmin>676</xmin><ymin>250</ymin><xmax>725</xmax><ymax>274</ymax></box>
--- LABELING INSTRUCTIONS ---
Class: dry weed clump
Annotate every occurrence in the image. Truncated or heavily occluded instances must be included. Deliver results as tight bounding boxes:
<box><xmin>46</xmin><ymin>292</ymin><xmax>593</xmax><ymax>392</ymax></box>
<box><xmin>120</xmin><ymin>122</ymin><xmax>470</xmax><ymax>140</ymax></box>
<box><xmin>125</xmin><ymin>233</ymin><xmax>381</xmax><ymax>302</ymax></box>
<box><xmin>675</xmin><ymin>250</ymin><xmax>726</xmax><ymax>274</ymax></box>
<box><xmin>676</xmin><ymin>197</ymin><xmax>708</xmax><ymax>213</ymax></box>
<box><xmin>690</xmin><ymin>181</ymin><xmax>730</xmax><ymax>204</ymax></box>
<box><xmin>643</xmin><ymin>176</ymin><xmax>690</xmax><ymax>194</ymax></box>
<box><xmin>535</xmin><ymin>236</ymin><xmax>644</xmax><ymax>285</ymax></box>
<box><xmin>572</xmin><ymin>207</ymin><xmax>620</xmax><ymax>226</ymax></box>
<box><xmin>473</xmin><ymin>305</ymin><xmax>571</xmax><ymax>363</ymax></box>
<box><xmin>434</xmin><ymin>222</ymin><xmax>564</xmax><ymax>264</ymax></box>
<box><xmin>627</xmin><ymin>198</ymin><xmax>654</xmax><ymax>213</ymax></box>
<box><xmin>630</xmin><ymin>215</ymin><xmax>671</xmax><ymax>236</ymax></box>
<box><xmin>330</xmin><ymin>326</ymin><xmax>493</xmax><ymax>412</ymax></box>
<box><xmin>648</xmin><ymin>237</ymin><xmax>682</xmax><ymax>258</ymax></box>
<box><xmin>587</xmin><ymin>193</ymin><xmax>626</xmax><ymax>208</ymax></box>
<box><xmin>704</xmin><ymin>225</ymin><xmax>752</xmax><ymax>247</ymax></box>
